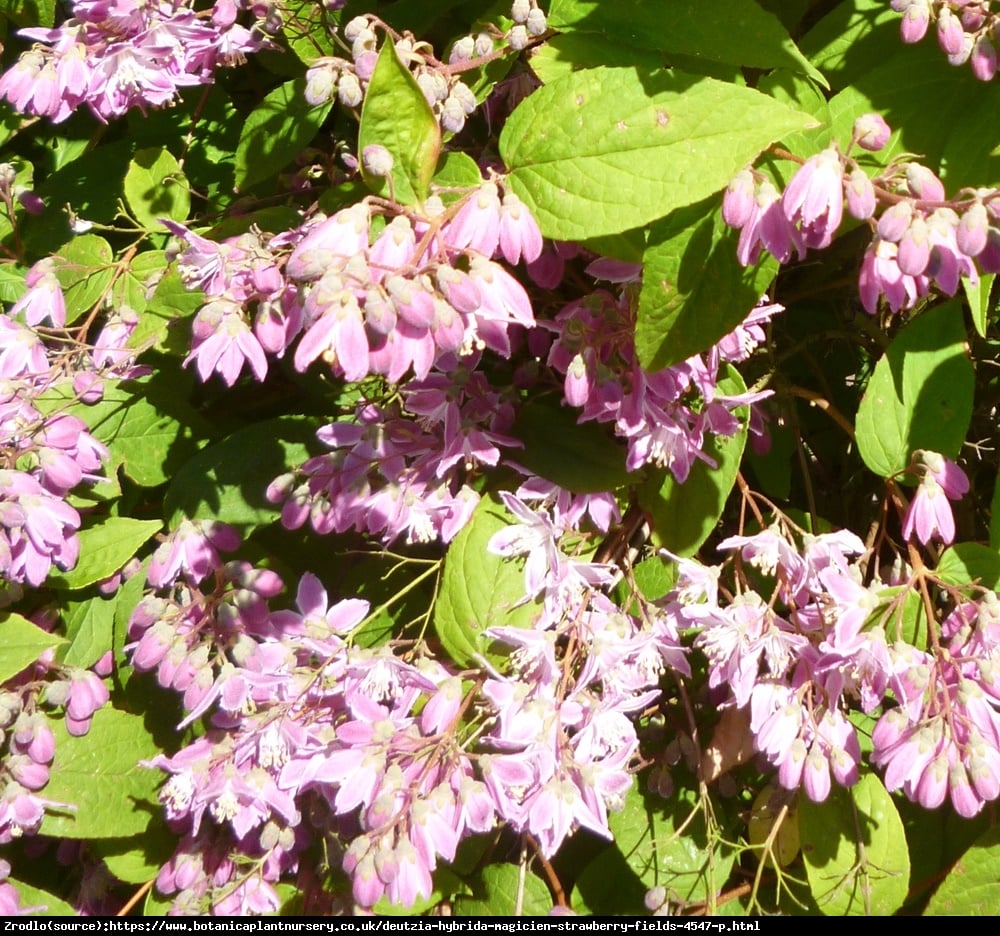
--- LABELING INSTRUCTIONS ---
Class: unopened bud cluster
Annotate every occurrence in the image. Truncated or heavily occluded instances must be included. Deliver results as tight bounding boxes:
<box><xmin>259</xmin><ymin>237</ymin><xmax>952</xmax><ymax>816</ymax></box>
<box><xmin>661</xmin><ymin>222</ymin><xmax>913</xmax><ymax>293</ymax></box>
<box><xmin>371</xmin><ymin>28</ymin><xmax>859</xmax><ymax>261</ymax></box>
<box><xmin>892</xmin><ymin>0</ymin><xmax>1000</xmax><ymax>80</ymax></box>
<box><xmin>723</xmin><ymin>114</ymin><xmax>1000</xmax><ymax>315</ymax></box>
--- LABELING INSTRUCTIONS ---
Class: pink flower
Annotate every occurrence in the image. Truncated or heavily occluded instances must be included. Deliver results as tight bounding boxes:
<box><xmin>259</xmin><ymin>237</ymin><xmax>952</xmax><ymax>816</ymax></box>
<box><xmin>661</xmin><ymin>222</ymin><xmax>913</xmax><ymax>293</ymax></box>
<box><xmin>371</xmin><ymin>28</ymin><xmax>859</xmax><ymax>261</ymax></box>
<box><xmin>781</xmin><ymin>148</ymin><xmax>844</xmax><ymax>250</ymax></box>
<box><xmin>735</xmin><ymin>180</ymin><xmax>802</xmax><ymax>266</ymax></box>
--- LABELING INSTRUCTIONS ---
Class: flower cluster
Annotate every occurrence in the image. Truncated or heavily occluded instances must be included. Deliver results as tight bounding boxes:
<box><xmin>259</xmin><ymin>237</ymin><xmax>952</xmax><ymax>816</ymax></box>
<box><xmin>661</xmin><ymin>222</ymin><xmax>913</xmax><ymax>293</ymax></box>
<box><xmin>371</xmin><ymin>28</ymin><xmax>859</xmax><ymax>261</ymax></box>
<box><xmin>891</xmin><ymin>0</ymin><xmax>999</xmax><ymax>80</ymax></box>
<box><xmin>723</xmin><ymin>114</ymin><xmax>1000</xmax><ymax>315</ymax></box>
<box><xmin>0</xmin><ymin>0</ymin><xmax>270</xmax><ymax>122</ymax></box>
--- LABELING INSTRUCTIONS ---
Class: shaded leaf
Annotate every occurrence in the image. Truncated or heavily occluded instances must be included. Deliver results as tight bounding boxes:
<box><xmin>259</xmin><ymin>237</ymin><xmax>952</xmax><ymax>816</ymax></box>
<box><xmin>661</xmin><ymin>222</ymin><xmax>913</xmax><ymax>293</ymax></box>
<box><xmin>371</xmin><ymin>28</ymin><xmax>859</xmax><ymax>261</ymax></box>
<box><xmin>453</xmin><ymin>863</ymin><xmax>551</xmax><ymax>915</ymax></box>
<box><xmin>936</xmin><ymin>543</ymin><xmax>1000</xmax><ymax>591</ymax></box>
<box><xmin>855</xmin><ymin>301</ymin><xmax>974</xmax><ymax>478</ymax></box>
<box><xmin>123</xmin><ymin>147</ymin><xmax>190</xmax><ymax>230</ymax></box>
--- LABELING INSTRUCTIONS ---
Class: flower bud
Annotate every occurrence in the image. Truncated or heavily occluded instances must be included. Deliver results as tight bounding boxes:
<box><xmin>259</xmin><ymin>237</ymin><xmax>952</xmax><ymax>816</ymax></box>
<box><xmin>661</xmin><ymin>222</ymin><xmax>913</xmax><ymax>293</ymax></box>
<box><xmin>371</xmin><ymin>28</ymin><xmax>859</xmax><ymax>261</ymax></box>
<box><xmin>722</xmin><ymin>169</ymin><xmax>755</xmax><ymax>228</ymax></box>
<box><xmin>853</xmin><ymin>113</ymin><xmax>891</xmax><ymax>152</ymax></box>
<box><xmin>936</xmin><ymin>7</ymin><xmax>964</xmax><ymax>56</ymax></box>
<box><xmin>897</xmin><ymin>215</ymin><xmax>931</xmax><ymax>275</ymax></box>
<box><xmin>343</xmin><ymin>15</ymin><xmax>369</xmax><ymax>41</ymax></box>
<box><xmin>508</xmin><ymin>24</ymin><xmax>529</xmax><ymax>50</ymax></box>
<box><xmin>877</xmin><ymin>200</ymin><xmax>913</xmax><ymax>242</ymax></box>
<box><xmin>304</xmin><ymin>63</ymin><xmax>338</xmax><ymax>106</ymax></box>
<box><xmin>971</xmin><ymin>35</ymin><xmax>998</xmax><ymax>81</ymax></box>
<box><xmin>957</xmin><ymin>202</ymin><xmax>989</xmax><ymax>257</ymax></box>
<box><xmin>946</xmin><ymin>30</ymin><xmax>974</xmax><ymax>65</ymax></box>
<box><xmin>337</xmin><ymin>72</ymin><xmax>363</xmax><ymax>108</ymax></box>
<box><xmin>900</xmin><ymin>0</ymin><xmax>930</xmax><ymax>43</ymax></box>
<box><xmin>526</xmin><ymin>7</ymin><xmax>547</xmax><ymax>36</ymax></box>
<box><xmin>449</xmin><ymin>35</ymin><xmax>475</xmax><ymax>63</ymax></box>
<box><xmin>361</xmin><ymin>144</ymin><xmax>394</xmax><ymax>178</ymax></box>
<box><xmin>474</xmin><ymin>32</ymin><xmax>494</xmax><ymax>57</ymax></box>
<box><xmin>845</xmin><ymin>168</ymin><xmax>876</xmax><ymax>220</ymax></box>
<box><xmin>510</xmin><ymin>0</ymin><xmax>530</xmax><ymax>23</ymax></box>
<box><xmin>906</xmin><ymin>163</ymin><xmax>945</xmax><ymax>202</ymax></box>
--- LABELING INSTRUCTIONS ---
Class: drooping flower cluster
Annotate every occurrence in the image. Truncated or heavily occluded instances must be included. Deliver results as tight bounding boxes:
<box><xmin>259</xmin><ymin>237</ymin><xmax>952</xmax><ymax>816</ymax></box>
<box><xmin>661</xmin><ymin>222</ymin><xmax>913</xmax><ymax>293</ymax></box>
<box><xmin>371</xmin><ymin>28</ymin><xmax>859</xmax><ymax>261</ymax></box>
<box><xmin>891</xmin><ymin>0</ymin><xmax>999</xmax><ymax>80</ymax></box>
<box><xmin>724</xmin><ymin>114</ymin><xmax>1000</xmax><ymax>315</ymax></box>
<box><xmin>0</xmin><ymin>0</ymin><xmax>271</xmax><ymax>123</ymax></box>
<box><xmin>544</xmin><ymin>288</ymin><xmax>778</xmax><ymax>481</ymax></box>
<box><xmin>900</xmin><ymin>449</ymin><xmax>969</xmax><ymax>546</ymax></box>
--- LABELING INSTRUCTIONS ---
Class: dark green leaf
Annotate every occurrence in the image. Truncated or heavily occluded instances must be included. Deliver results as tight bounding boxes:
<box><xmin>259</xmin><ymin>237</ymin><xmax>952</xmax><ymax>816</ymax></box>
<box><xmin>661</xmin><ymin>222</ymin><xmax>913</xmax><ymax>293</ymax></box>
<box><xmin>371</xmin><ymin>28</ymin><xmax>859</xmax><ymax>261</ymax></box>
<box><xmin>936</xmin><ymin>543</ymin><xmax>1000</xmax><ymax>591</ymax></box>
<box><xmin>164</xmin><ymin>416</ymin><xmax>318</xmax><ymax>533</ymax></box>
<box><xmin>453</xmin><ymin>863</ymin><xmax>551</xmax><ymax>915</ymax></box>
<box><xmin>512</xmin><ymin>398</ymin><xmax>631</xmax><ymax>494</ymax></box>
<box><xmin>638</xmin><ymin>366</ymin><xmax>749</xmax><ymax>555</ymax></box>
<box><xmin>637</xmin><ymin>196</ymin><xmax>778</xmax><ymax>370</ymax></box>
<box><xmin>500</xmin><ymin>66</ymin><xmax>814</xmax><ymax>241</ymax></box>
<box><xmin>235</xmin><ymin>79</ymin><xmax>333</xmax><ymax>191</ymax></box>
<box><xmin>855</xmin><ymin>301</ymin><xmax>974</xmax><ymax>478</ymax></box>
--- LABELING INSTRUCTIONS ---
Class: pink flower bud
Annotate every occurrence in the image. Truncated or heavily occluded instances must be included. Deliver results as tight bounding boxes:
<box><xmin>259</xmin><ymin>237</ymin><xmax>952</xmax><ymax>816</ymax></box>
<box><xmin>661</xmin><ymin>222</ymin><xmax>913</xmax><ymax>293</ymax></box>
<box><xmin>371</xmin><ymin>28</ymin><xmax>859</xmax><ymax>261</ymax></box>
<box><xmin>906</xmin><ymin>163</ymin><xmax>946</xmax><ymax>202</ymax></box>
<box><xmin>853</xmin><ymin>113</ymin><xmax>891</xmax><ymax>152</ymax></box>
<box><xmin>936</xmin><ymin>7</ymin><xmax>965</xmax><ymax>56</ymax></box>
<box><xmin>897</xmin><ymin>215</ymin><xmax>931</xmax><ymax>275</ymax></box>
<box><xmin>845</xmin><ymin>168</ymin><xmax>876</xmax><ymax>220</ymax></box>
<box><xmin>971</xmin><ymin>35</ymin><xmax>998</xmax><ymax>81</ymax></box>
<box><xmin>877</xmin><ymin>200</ymin><xmax>914</xmax><ymax>242</ymax></box>
<box><xmin>900</xmin><ymin>0</ymin><xmax>930</xmax><ymax>42</ymax></box>
<box><xmin>722</xmin><ymin>169</ymin><xmax>756</xmax><ymax>228</ymax></box>
<box><xmin>957</xmin><ymin>203</ymin><xmax>989</xmax><ymax>257</ymax></box>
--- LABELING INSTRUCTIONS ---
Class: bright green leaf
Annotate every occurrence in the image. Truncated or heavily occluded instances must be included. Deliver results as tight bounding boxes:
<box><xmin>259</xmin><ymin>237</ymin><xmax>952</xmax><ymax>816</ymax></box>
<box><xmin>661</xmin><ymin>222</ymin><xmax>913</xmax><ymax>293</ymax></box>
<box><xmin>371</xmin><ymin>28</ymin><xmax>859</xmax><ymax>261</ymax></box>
<box><xmin>62</xmin><ymin>594</ymin><xmax>117</xmax><ymax>669</ymax></box>
<box><xmin>936</xmin><ymin>543</ymin><xmax>1000</xmax><ymax>591</ymax></box>
<box><xmin>8</xmin><ymin>879</ymin><xmax>75</xmax><ymax>915</ymax></box>
<box><xmin>798</xmin><ymin>772</ymin><xmax>910</xmax><ymax>915</ymax></box>
<box><xmin>638</xmin><ymin>366</ymin><xmax>748</xmax><ymax>555</ymax></box>
<box><xmin>123</xmin><ymin>147</ymin><xmax>190</xmax><ymax>231</ymax></box>
<box><xmin>0</xmin><ymin>263</ymin><xmax>28</xmax><ymax>304</ymax></box>
<box><xmin>49</xmin><ymin>517</ymin><xmax>161</xmax><ymax>590</ymax></box>
<box><xmin>548</xmin><ymin>0</ymin><xmax>826</xmax><ymax>85</ymax></box>
<box><xmin>512</xmin><ymin>398</ymin><xmax>631</xmax><ymax>494</ymax></box>
<box><xmin>0</xmin><ymin>612</ymin><xmax>67</xmax><ymax>684</ymax></box>
<box><xmin>964</xmin><ymin>272</ymin><xmax>996</xmax><ymax>339</ymax></box>
<box><xmin>433</xmin><ymin>497</ymin><xmax>543</xmax><ymax>670</ymax></box>
<box><xmin>453</xmin><ymin>863</ymin><xmax>551</xmax><ymax>915</ymax></box>
<box><xmin>432</xmin><ymin>151</ymin><xmax>484</xmax><ymax>204</ymax></box>
<box><xmin>637</xmin><ymin>196</ymin><xmax>779</xmax><ymax>369</ymax></box>
<box><xmin>164</xmin><ymin>416</ymin><xmax>317</xmax><ymax>533</ymax></box>
<box><xmin>855</xmin><ymin>301</ymin><xmax>974</xmax><ymax>478</ymax></box>
<box><xmin>281</xmin><ymin>0</ymin><xmax>338</xmax><ymax>63</ymax></box>
<box><xmin>925</xmin><ymin>826</ymin><xmax>1000</xmax><ymax>914</ymax></box>
<box><xmin>110</xmin><ymin>249</ymin><xmax>169</xmax><ymax>318</ymax></box>
<box><xmin>500</xmin><ymin>66</ymin><xmax>815</xmax><ymax>241</ymax></box>
<box><xmin>358</xmin><ymin>39</ymin><xmax>441</xmax><ymax>206</ymax></box>
<box><xmin>51</xmin><ymin>234</ymin><xmax>114</xmax><ymax>325</ymax></box>
<box><xmin>235</xmin><ymin>79</ymin><xmax>333</xmax><ymax>192</ymax></box>
<box><xmin>798</xmin><ymin>0</ymin><xmax>897</xmax><ymax>92</ymax></box>
<box><xmin>40</xmin><ymin>707</ymin><xmax>161</xmax><ymax>839</ymax></box>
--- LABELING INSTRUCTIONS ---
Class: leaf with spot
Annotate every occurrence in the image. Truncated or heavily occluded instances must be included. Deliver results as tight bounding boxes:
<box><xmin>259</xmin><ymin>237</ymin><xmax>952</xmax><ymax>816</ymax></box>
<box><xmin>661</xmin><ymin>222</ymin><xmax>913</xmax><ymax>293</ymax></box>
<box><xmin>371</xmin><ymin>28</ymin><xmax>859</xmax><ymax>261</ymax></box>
<box><xmin>499</xmin><ymin>66</ymin><xmax>815</xmax><ymax>241</ymax></box>
<box><xmin>855</xmin><ymin>301</ymin><xmax>974</xmax><ymax>479</ymax></box>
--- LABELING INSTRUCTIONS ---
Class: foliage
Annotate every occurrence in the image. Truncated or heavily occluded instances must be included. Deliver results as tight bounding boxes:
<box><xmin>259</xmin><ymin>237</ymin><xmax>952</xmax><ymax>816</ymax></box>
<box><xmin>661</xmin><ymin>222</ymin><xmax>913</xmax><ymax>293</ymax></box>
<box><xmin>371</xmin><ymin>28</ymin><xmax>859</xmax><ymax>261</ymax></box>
<box><xmin>0</xmin><ymin>0</ymin><xmax>999</xmax><ymax>919</ymax></box>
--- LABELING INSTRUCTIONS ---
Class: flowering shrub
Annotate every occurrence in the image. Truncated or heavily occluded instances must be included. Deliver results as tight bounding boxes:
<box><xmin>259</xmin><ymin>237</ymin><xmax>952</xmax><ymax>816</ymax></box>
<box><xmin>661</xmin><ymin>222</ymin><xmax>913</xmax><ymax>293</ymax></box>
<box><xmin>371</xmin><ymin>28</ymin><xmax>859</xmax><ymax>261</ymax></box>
<box><xmin>1</xmin><ymin>0</ymin><xmax>1000</xmax><ymax>918</ymax></box>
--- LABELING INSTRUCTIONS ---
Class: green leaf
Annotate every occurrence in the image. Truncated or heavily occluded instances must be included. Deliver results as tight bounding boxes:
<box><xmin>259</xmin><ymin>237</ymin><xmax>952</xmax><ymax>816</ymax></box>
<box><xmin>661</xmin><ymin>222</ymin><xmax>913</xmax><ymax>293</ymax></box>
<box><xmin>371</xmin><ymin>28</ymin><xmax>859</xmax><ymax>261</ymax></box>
<box><xmin>964</xmin><ymin>272</ymin><xmax>996</xmax><ymax>339</ymax></box>
<box><xmin>798</xmin><ymin>772</ymin><xmax>910</xmax><ymax>916</ymax></box>
<box><xmin>637</xmin><ymin>196</ymin><xmax>779</xmax><ymax>369</ymax></box>
<box><xmin>548</xmin><ymin>0</ymin><xmax>826</xmax><ymax>85</ymax></box>
<box><xmin>40</xmin><ymin>707</ymin><xmax>161</xmax><ymax>839</ymax></box>
<box><xmin>49</xmin><ymin>517</ymin><xmax>161</xmax><ymax>590</ymax></box>
<box><xmin>109</xmin><ymin>249</ymin><xmax>168</xmax><ymax>318</ymax></box>
<box><xmin>991</xmin><ymin>477</ymin><xmax>1000</xmax><ymax>551</ymax></box>
<box><xmin>512</xmin><ymin>398</ymin><xmax>631</xmax><ymax>494</ymax></box>
<box><xmin>433</xmin><ymin>497</ymin><xmax>543</xmax><ymax>669</ymax></box>
<box><xmin>453</xmin><ymin>863</ymin><xmax>551</xmax><ymax>915</ymax></box>
<box><xmin>123</xmin><ymin>146</ymin><xmax>190</xmax><ymax>231</ymax></box>
<box><xmin>281</xmin><ymin>0</ymin><xmax>338</xmax><ymax>63</ymax></box>
<box><xmin>529</xmin><ymin>31</ymin><xmax>665</xmax><ymax>86</ymax></box>
<box><xmin>2</xmin><ymin>0</ymin><xmax>57</xmax><ymax>27</ymax></box>
<box><xmin>91</xmin><ymin>825</ymin><xmax>177</xmax><ymax>884</ymax></box>
<box><xmin>0</xmin><ymin>612</ymin><xmax>67</xmax><ymax>684</ymax></box>
<box><xmin>7</xmin><ymin>879</ymin><xmax>75</xmax><ymax>915</ymax></box>
<box><xmin>62</xmin><ymin>594</ymin><xmax>117</xmax><ymax>669</ymax></box>
<box><xmin>51</xmin><ymin>234</ymin><xmax>114</xmax><ymax>325</ymax></box>
<box><xmin>0</xmin><ymin>263</ymin><xmax>28</xmax><ymax>304</ymax></box>
<box><xmin>164</xmin><ymin>416</ymin><xmax>317</xmax><ymax>534</ymax></box>
<box><xmin>798</xmin><ymin>0</ymin><xmax>897</xmax><ymax>92</ymax></box>
<box><xmin>584</xmin><ymin>780</ymin><xmax>735</xmax><ymax>908</ymax></box>
<box><xmin>855</xmin><ymin>301</ymin><xmax>974</xmax><ymax>478</ymax></box>
<box><xmin>936</xmin><ymin>543</ymin><xmax>1000</xmax><ymax>591</ymax></box>
<box><xmin>432</xmin><ymin>151</ymin><xmax>484</xmax><ymax>204</ymax></box>
<box><xmin>235</xmin><ymin>79</ymin><xmax>333</xmax><ymax>192</ymax></box>
<box><xmin>638</xmin><ymin>366</ymin><xmax>749</xmax><ymax>555</ymax></box>
<box><xmin>925</xmin><ymin>826</ymin><xmax>1000</xmax><ymax>914</ymax></box>
<box><xmin>358</xmin><ymin>39</ymin><xmax>441</xmax><ymax>206</ymax></box>
<box><xmin>500</xmin><ymin>66</ymin><xmax>815</xmax><ymax>241</ymax></box>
